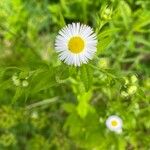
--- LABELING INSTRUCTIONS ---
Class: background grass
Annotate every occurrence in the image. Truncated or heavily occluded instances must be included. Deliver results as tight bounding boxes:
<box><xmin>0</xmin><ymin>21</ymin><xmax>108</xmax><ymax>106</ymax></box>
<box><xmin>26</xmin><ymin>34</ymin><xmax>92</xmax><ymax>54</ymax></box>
<box><xmin>0</xmin><ymin>0</ymin><xmax>150</xmax><ymax>149</ymax></box>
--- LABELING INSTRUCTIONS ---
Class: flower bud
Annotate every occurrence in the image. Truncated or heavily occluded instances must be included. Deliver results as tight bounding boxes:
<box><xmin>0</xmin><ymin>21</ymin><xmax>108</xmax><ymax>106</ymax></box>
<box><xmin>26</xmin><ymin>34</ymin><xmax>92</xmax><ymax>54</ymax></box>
<box><xmin>123</xmin><ymin>77</ymin><xmax>129</xmax><ymax>85</ymax></box>
<box><xmin>128</xmin><ymin>85</ymin><xmax>137</xmax><ymax>95</ymax></box>
<box><xmin>12</xmin><ymin>74</ymin><xmax>21</xmax><ymax>86</ymax></box>
<box><xmin>22</xmin><ymin>80</ymin><xmax>29</xmax><ymax>87</ymax></box>
<box><xmin>121</xmin><ymin>91</ymin><xmax>128</xmax><ymax>97</ymax></box>
<box><xmin>12</xmin><ymin>75</ymin><xmax>18</xmax><ymax>82</ymax></box>
<box><xmin>98</xmin><ymin>58</ymin><xmax>109</xmax><ymax>69</ymax></box>
<box><xmin>101</xmin><ymin>7</ymin><xmax>112</xmax><ymax>20</ymax></box>
<box><xmin>131</xmin><ymin>75</ymin><xmax>138</xmax><ymax>83</ymax></box>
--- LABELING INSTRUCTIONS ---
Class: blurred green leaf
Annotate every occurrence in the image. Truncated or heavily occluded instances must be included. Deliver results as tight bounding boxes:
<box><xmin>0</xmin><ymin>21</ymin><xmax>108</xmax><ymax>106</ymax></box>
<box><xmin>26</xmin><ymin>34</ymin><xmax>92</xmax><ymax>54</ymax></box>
<box><xmin>79</xmin><ymin>64</ymin><xmax>93</xmax><ymax>91</ymax></box>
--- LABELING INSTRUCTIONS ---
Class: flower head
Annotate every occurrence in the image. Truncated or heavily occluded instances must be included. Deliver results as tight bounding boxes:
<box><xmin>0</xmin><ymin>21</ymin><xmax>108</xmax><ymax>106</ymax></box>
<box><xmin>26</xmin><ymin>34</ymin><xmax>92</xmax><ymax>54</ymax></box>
<box><xmin>55</xmin><ymin>23</ymin><xmax>97</xmax><ymax>66</ymax></box>
<box><xmin>106</xmin><ymin>115</ymin><xmax>123</xmax><ymax>133</ymax></box>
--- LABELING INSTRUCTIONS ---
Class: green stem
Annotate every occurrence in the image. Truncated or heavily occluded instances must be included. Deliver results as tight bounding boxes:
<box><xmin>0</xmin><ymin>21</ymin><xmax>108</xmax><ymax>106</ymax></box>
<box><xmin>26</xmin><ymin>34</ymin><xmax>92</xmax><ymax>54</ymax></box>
<box><xmin>26</xmin><ymin>97</ymin><xmax>59</xmax><ymax>109</ymax></box>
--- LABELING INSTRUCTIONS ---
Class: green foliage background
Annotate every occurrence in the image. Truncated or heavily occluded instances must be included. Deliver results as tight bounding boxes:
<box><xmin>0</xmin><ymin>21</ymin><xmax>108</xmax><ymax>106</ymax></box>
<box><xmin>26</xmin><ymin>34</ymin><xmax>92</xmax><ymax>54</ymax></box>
<box><xmin>0</xmin><ymin>0</ymin><xmax>150</xmax><ymax>149</ymax></box>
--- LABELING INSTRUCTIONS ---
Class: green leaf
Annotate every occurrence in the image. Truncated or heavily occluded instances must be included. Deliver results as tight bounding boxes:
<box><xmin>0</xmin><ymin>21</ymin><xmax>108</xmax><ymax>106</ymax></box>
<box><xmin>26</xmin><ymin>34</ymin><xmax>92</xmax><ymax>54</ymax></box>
<box><xmin>118</xmin><ymin>138</ymin><xmax>126</xmax><ymax>150</ymax></box>
<box><xmin>77</xmin><ymin>90</ymin><xmax>92</xmax><ymax>102</ymax></box>
<box><xmin>62</xmin><ymin>103</ymin><xmax>76</xmax><ymax>113</ymax></box>
<box><xmin>55</xmin><ymin>64</ymin><xmax>70</xmax><ymax>81</ymax></box>
<box><xmin>76</xmin><ymin>91</ymin><xmax>94</xmax><ymax>118</ymax></box>
<box><xmin>134</xmin><ymin>36</ymin><xmax>150</xmax><ymax>47</ymax></box>
<box><xmin>30</xmin><ymin>69</ymin><xmax>57</xmax><ymax>93</ymax></box>
<box><xmin>119</xmin><ymin>0</ymin><xmax>132</xmax><ymax>29</ymax></box>
<box><xmin>79</xmin><ymin>64</ymin><xmax>93</xmax><ymax>92</ymax></box>
<box><xmin>98</xmin><ymin>28</ymin><xmax>120</xmax><ymax>39</ymax></box>
<box><xmin>77</xmin><ymin>100</ymin><xmax>94</xmax><ymax>118</ymax></box>
<box><xmin>97</xmin><ymin>36</ymin><xmax>112</xmax><ymax>54</ymax></box>
<box><xmin>137</xmin><ymin>88</ymin><xmax>146</xmax><ymax>99</ymax></box>
<box><xmin>64</xmin><ymin>113</ymin><xmax>81</xmax><ymax>137</ymax></box>
<box><xmin>12</xmin><ymin>87</ymin><xmax>23</xmax><ymax>103</ymax></box>
<box><xmin>133</xmin><ymin>11</ymin><xmax>150</xmax><ymax>31</ymax></box>
<box><xmin>69</xmin><ymin>66</ymin><xmax>78</xmax><ymax>77</ymax></box>
<box><xmin>0</xmin><ymin>79</ymin><xmax>12</xmax><ymax>90</ymax></box>
<box><xmin>59</xmin><ymin>12</ymin><xmax>66</xmax><ymax>27</ymax></box>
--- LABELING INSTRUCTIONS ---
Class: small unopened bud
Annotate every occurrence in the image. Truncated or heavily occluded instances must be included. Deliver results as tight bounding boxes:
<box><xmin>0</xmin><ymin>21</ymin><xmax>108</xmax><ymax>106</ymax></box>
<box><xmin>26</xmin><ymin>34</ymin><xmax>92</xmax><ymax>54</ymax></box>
<box><xmin>131</xmin><ymin>75</ymin><xmax>138</xmax><ymax>83</ymax></box>
<box><xmin>99</xmin><ymin>117</ymin><xmax>103</xmax><ymax>123</ymax></box>
<box><xmin>14</xmin><ymin>79</ymin><xmax>21</xmax><ymax>86</ymax></box>
<box><xmin>98</xmin><ymin>58</ymin><xmax>109</xmax><ymax>68</ymax></box>
<box><xmin>31</xmin><ymin>112</ymin><xmax>38</xmax><ymax>119</ymax></box>
<box><xmin>123</xmin><ymin>77</ymin><xmax>129</xmax><ymax>85</ymax></box>
<box><xmin>128</xmin><ymin>85</ymin><xmax>137</xmax><ymax>95</ymax></box>
<box><xmin>12</xmin><ymin>75</ymin><xmax>21</xmax><ymax>86</ymax></box>
<box><xmin>12</xmin><ymin>74</ymin><xmax>21</xmax><ymax>86</ymax></box>
<box><xmin>102</xmin><ymin>7</ymin><xmax>112</xmax><ymax>20</ymax></box>
<box><xmin>22</xmin><ymin>80</ymin><xmax>29</xmax><ymax>87</ymax></box>
<box><xmin>105</xmin><ymin>8</ymin><xmax>111</xmax><ymax>15</ymax></box>
<box><xmin>121</xmin><ymin>91</ymin><xmax>128</xmax><ymax>97</ymax></box>
<box><xmin>12</xmin><ymin>75</ymin><xmax>18</xmax><ymax>82</ymax></box>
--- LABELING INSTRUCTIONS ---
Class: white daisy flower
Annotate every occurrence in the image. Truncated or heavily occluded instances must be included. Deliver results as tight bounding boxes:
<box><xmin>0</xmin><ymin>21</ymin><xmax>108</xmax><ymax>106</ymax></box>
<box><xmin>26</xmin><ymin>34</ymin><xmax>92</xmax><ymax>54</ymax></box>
<box><xmin>55</xmin><ymin>23</ymin><xmax>97</xmax><ymax>66</ymax></box>
<box><xmin>106</xmin><ymin>115</ymin><xmax>123</xmax><ymax>133</ymax></box>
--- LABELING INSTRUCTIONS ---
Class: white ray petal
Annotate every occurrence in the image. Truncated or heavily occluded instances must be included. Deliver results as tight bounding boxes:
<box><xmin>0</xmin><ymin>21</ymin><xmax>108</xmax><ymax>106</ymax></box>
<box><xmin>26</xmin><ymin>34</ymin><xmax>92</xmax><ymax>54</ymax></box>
<box><xmin>54</xmin><ymin>23</ymin><xmax>97</xmax><ymax>66</ymax></box>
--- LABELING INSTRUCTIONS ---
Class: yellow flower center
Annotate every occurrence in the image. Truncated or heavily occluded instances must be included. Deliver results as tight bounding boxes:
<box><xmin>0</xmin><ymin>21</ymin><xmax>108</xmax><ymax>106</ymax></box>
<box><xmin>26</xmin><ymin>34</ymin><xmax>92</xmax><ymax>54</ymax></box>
<box><xmin>68</xmin><ymin>36</ymin><xmax>84</xmax><ymax>53</ymax></box>
<box><xmin>111</xmin><ymin>120</ymin><xmax>118</xmax><ymax>127</ymax></box>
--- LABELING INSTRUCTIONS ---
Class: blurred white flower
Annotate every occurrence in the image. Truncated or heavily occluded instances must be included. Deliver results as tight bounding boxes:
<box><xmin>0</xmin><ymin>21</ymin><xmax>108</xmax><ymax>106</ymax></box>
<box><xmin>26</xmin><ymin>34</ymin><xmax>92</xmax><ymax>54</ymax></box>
<box><xmin>55</xmin><ymin>22</ymin><xmax>97</xmax><ymax>66</ymax></box>
<box><xmin>106</xmin><ymin>115</ymin><xmax>123</xmax><ymax>133</ymax></box>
